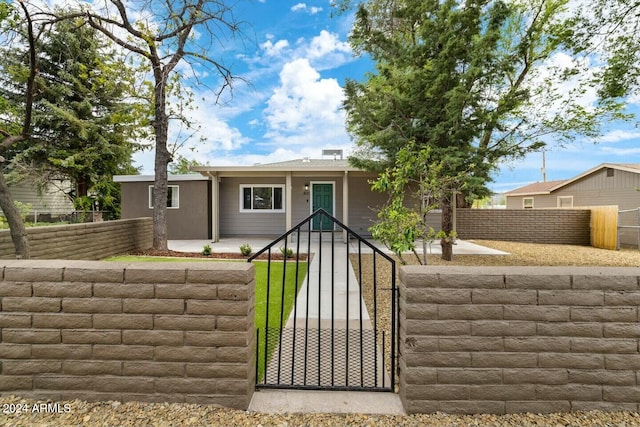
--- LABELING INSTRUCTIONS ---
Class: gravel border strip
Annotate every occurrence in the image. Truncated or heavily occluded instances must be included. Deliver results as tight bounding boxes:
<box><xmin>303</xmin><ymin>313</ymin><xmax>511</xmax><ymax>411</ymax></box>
<box><xmin>2</xmin><ymin>395</ymin><xmax>640</xmax><ymax>426</ymax></box>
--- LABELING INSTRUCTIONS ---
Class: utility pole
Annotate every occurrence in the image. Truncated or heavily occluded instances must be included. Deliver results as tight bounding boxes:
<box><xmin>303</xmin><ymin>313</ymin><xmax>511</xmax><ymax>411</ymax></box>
<box><xmin>541</xmin><ymin>150</ymin><xmax>547</xmax><ymax>182</ymax></box>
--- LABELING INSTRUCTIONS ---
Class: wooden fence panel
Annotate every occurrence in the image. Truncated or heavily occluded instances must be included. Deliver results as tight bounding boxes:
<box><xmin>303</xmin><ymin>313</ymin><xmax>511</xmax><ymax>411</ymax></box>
<box><xmin>589</xmin><ymin>205</ymin><xmax>618</xmax><ymax>250</ymax></box>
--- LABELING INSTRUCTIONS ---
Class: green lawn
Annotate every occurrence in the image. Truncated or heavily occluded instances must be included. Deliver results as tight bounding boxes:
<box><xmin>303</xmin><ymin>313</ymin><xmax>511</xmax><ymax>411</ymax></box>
<box><xmin>253</xmin><ymin>260</ymin><xmax>308</xmax><ymax>381</ymax></box>
<box><xmin>105</xmin><ymin>255</ymin><xmax>308</xmax><ymax>382</ymax></box>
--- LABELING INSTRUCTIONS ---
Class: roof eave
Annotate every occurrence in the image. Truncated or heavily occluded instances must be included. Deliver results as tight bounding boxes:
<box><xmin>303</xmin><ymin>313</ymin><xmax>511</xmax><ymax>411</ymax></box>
<box><xmin>191</xmin><ymin>165</ymin><xmax>364</xmax><ymax>174</ymax></box>
<box><xmin>505</xmin><ymin>191</ymin><xmax>553</xmax><ymax>197</ymax></box>
<box><xmin>113</xmin><ymin>174</ymin><xmax>209</xmax><ymax>182</ymax></box>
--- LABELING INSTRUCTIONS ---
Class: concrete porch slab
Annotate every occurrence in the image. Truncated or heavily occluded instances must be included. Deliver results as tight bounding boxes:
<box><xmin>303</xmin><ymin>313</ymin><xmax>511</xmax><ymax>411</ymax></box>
<box><xmin>168</xmin><ymin>237</ymin><xmax>509</xmax><ymax>256</ymax></box>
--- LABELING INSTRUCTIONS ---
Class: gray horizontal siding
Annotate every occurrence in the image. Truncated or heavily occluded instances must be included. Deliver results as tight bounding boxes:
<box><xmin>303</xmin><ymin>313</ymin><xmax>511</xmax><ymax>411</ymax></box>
<box><xmin>3</xmin><ymin>182</ymin><xmax>74</xmax><ymax>215</ymax></box>
<box><xmin>348</xmin><ymin>176</ymin><xmax>386</xmax><ymax>236</ymax></box>
<box><xmin>507</xmin><ymin>169</ymin><xmax>640</xmax><ymax>210</ymax></box>
<box><xmin>219</xmin><ymin>177</ymin><xmax>286</xmax><ymax>236</ymax></box>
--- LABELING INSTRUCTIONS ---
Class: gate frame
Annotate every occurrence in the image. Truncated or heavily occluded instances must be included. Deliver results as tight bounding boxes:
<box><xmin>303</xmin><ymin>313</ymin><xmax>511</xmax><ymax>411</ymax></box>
<box><xmin>248</xmin><ymin>208</ymin><xmax>398</xmax><ymax>392</ymax></box>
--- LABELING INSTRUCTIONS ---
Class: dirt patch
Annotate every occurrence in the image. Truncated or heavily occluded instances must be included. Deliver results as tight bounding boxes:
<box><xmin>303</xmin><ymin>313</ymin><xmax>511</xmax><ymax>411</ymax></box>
<box><xmin>131</xmin><ymin>249</ymin><xmax>308</xmax><ymax>261</ymax></box>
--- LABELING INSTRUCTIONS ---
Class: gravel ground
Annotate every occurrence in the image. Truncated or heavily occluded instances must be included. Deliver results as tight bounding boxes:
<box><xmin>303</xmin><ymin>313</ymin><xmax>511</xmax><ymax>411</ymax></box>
<box><xmin>4</xmin><ymin>241</ymin><xmax>638</xmax><ymax>426</ymax></box>
<box><xmin>2</xmin><ymin>395</ymin><xmax>640</xmax><ymax>427</ymax></box>
<box><xmin>350</xmin><ymin>240</ymin><xmax>640</xmax><ymax>427</ymax></box>
<box><xmin>355</xmin><ymin>240</ymin><xmax>640</xmax><ymax>377</ymax></box>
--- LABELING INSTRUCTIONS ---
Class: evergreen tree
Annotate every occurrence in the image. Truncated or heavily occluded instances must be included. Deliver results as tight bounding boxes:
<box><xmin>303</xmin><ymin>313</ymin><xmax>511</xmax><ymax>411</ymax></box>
<box><xmin>1</xmin><ymin>17</ymin><xmax>145</xmax><ymax>218</ymax></box>
<box><xmin>339</xmin><ymin>0</ymin><xmax>626</xmax><ymax>260</ymax></box>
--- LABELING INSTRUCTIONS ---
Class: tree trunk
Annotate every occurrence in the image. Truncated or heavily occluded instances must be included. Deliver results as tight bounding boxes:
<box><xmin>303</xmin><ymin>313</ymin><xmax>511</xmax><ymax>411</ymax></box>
<box><xmin>421</xmin><ymin>239</ymin><xmax>428</xmax><ymax>265</ymax></box>
<box><xmin>152</xmin><ymin>68</ymin><xmax>170</xmax><ymax>251</ymax></box>
<box><xmin>0</xmin><ymin>172</ymin><xmax>29</xmax><ymax>259</ymax></box>
<box><xmin>456</xmin><ymin>192</ymin><xmax>470</xmax><ymax>208</ymax></box>
<box><xmin>440</xmin><ymin>197</ymin><xmax>453</xmax><ymax>261</ymax></box>
<box><xmin>77</xmin><ymin>176</ymin><xmax>90</xmax><ymax>199</ymax></box>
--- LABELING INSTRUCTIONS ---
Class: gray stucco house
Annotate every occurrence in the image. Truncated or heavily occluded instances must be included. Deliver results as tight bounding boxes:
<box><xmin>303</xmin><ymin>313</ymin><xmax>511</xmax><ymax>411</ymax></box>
<box><xmin>114</xmin><ymin>156</ymin><xmax>386</xmax><ymax>240</ymax></box>
<box><xmin>504</xmin><ymin>163</ymin><xmax>640</xmax><ymax>246</ymax></box>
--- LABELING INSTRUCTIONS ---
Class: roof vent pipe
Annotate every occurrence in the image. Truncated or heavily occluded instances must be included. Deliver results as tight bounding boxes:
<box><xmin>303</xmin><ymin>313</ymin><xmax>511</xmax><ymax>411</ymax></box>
<box><xmin>322</xmin><ymin>149</ymin><xmax>343</xmax><ymax>160</ymax></box>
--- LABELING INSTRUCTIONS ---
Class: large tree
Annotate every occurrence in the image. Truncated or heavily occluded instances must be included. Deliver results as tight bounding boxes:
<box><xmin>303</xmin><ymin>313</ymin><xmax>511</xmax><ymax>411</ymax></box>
<box><xmin>1</xmin><ymin>16</ymin><xmax>144</xmax><ymax>218</ymax></box>
<box><xmin>575</xmin><ymin>0</ymin><xmax>640</xmax><ymax>101</ymax></box>
<box><xmin>0</xmin><ymin>1</ymin><xmax>39</xmax><ymax>258</ymax></box>
<box><xmin>340</xmin><ymin>0</ymin><xmax>626</xmax><ymax>260</ymax></box>
<box><xmin>58</xmin><ymin>0</ymin><xmax>245</xmax><ymax>250</ymax></box>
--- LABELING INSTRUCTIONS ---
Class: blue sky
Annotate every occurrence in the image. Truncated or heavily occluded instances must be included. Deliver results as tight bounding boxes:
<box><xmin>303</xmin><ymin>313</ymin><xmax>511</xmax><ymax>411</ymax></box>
<box><xmin>131</xmin><ymin>0</ymin><xmax>640</xmax><ymax>194</ymax></box>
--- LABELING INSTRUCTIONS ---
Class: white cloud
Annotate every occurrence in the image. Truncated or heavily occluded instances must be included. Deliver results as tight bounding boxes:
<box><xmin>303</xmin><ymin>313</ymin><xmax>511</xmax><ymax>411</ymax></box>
<box><xmin>291</xmin><ymin>3</ymin><xmax>307</xmax><ymax>12</ymax></box>
<box><xmin>599</xmin><ymin>146</ymin><xmax>640</xmax><ymax>156</ymax></box>
<box><xmin>597</xmin><ymin>130</ymin><xmax>640</xmax><ymax>143</ymax></box>
<box><xmin>264</xmin><ymin>58</ymin><xmax>345</xmax><ymax>137</ymax></box>
<box><xmin>306</xmin><ymin>30</ymin><xmax>351</xmax><ymax>59</ymax></box>
<box><xmin>260</xmin><ymin>38</ymin><xmax>290</xmax><ymax>57</ymax></box>
<box><xmin>291</xmin><ymin>3</ymin><xmax>323</xmax><ymax>15</ymax></box>
<box><xmin>163</xmin><ymin>98</ymin><xmax>250</xmax><ymax>163</ymax></box>
<box><xmin>253</xmin><ymin>30</ymin><xmax>352</xmax><ymax>72</ymax></box>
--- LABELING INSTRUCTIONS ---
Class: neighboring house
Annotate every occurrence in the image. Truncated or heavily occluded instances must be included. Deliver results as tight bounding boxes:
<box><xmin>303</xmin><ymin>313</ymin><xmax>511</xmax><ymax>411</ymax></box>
<box><xmin>114</xmin><ymin>154</ymin><xmax>388</xmax><ymax>241</ymax></box>
<box><xmin>504</xmin><ymin>179</ymin><xmax>569</xmax><ymax>209</ymax></box>
<box><xmin>0</xmin><ymin>180</ymin><xmax>74</xmax><ymax>221</ymax></box>
<box><xmin>504</xmin><ymin>163</ymin><xmax>640</xmax><ymax>246</ymax></box>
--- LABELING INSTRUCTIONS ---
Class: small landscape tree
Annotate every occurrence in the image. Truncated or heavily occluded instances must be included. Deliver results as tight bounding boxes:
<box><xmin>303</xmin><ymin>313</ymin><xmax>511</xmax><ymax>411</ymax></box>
<box><xmin>370</xmin><ymin>142</ymin><xmax>466</xmax><ymax>263</ymax></box>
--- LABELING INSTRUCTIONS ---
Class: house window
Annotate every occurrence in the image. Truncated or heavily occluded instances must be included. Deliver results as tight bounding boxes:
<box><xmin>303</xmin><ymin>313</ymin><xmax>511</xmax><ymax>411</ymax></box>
<box><xmin>523</xmin><ymin>197</ymin><xmax>534</xmax><ymax>209</ymax></box>
<box><xmin>149</xmin><ymin>185</ymin><xmax>179</xmax><ymax>209</ymax></box>
<box><xmin>607</xmin><ymin>168</ymin><xmax>615</xmax><ymax>177</ymax></box>
<box><xmin>557</xmin><ymin>196</ymin><xmax>573</xmax><ymax>208</ymax></box>
<box><xmin>240</xmin><ymin>185</ymin><xmax>284</xmax><ymax>212</ymax></box>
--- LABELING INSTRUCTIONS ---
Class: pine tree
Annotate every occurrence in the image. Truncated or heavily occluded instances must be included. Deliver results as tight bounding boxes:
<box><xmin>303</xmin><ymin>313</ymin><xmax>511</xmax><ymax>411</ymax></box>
<box><xmin>340</xmin><ymin>0</ymin><xmax>626</xmax><ymax>260</ymax></box>
<box><xmin>1</xmin><ymin>17</ymin><xmax>146</xmax><ymax>218</ymax></box>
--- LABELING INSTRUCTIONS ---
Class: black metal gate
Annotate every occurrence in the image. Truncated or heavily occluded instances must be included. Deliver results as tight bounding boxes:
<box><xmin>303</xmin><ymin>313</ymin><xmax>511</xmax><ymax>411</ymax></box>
<box><xmin>248</xmin><ymin>209</ymin><xmax>397</xmax><ymax>391</ymax></box>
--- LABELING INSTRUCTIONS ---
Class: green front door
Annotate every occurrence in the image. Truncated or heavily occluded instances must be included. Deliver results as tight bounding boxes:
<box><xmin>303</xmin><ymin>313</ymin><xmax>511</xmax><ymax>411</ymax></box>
<box><xmin>312</xmin><ymin>183</ymin><xmax>333</xmax><ymax>230</ymax></box>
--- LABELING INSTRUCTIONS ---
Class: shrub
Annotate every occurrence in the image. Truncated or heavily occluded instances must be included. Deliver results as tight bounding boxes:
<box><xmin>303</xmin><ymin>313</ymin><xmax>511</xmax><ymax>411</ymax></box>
<box><xmin>201</xmin><ymin>244</ymin><xmax>212</xmax><ymax>256</ymax></box>
<box><xmin>240</xmin><ymin>243</ymin><xmax>252</xmax><ymax>257</ymax></box>
<box><xmin>279</xmin><ymin>246</ymin><xmax>294</xmax><ymax>259</ymax></box>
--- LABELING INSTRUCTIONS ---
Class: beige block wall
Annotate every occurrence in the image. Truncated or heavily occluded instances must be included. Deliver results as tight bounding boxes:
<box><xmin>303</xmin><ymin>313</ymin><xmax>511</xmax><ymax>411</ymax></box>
<box><xmin>0</xmin><ymin>260</ymin><xmax>256</xmax><ymax>409</ymax></box>
<box><xmin>0</xmin><ymin>218</ymin><xmax>152</xmax><ymax>260</ymax></box>
<box><xmin>455</xmin><ymin>209</ymin><xmax>591</xmax><ymax>245</ymax></box>
<box><xmin>399</xmin><ymin>265</ymin><xmax>640</xmax><ymax>415</ymax></box>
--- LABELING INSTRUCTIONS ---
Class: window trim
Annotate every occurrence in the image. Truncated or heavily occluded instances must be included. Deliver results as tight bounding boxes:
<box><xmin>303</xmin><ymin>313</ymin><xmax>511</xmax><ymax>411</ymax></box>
<box><xmin>557</xmin><ymin>195</ymin><xmax>574</xmax><ymax>208</ymax></box>
<box><xmin>523</xmin><ymin>197</ymin><xmax>534</xmax><ymax>209</ymax></box>
<box><xmin>239</xmin><ymin>184</ymin><xmax>285</xmax><ymax>213</ymax></box>
<box><xmin>148</xmin><ymin>185</ymin><xmax>180</xmax><ymax>209</ymax></box>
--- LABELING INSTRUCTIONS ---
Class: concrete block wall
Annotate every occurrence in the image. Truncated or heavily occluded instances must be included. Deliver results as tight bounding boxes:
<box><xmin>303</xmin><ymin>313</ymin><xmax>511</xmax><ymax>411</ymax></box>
<box><xmin>399</xmin><ymin>265</ymin><xmax>640</xmax><ymax>415</ymax></box>
<box><xmin>0</xmin><ymin>218</ymin><xmax>152</xmax><ymax>260</ymax></box>
<box><xmin>0</xmin><ymin>260</ymin><xmax>255</xmax><ymax>409</ymax></box>
<box><xmin>455</xmin><ymin>209</ymin><xmax>591</xmax><ymax>245</ymax></box>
